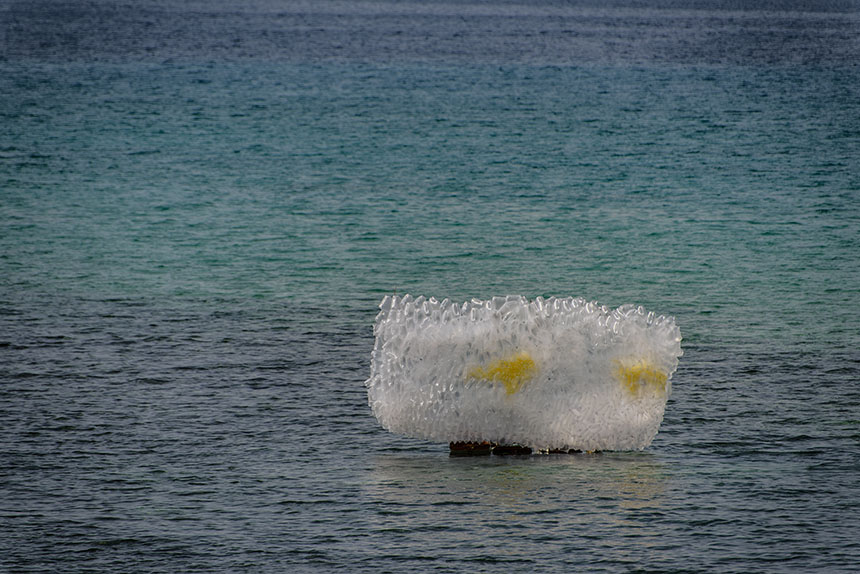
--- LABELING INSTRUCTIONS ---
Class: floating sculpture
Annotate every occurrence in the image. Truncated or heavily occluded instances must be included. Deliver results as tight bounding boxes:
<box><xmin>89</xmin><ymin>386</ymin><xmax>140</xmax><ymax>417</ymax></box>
<box><xmin>365</xmin><ymin>295</ymin><xmax>682</xmax><ymax>452</ymax></box>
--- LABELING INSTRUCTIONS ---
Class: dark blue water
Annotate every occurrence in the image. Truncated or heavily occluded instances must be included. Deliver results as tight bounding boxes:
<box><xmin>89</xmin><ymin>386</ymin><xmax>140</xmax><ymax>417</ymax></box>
<box><xmin>2</xmin><ymin>1</ymin><xmax>859</xmax><ymax>572</ymax></box>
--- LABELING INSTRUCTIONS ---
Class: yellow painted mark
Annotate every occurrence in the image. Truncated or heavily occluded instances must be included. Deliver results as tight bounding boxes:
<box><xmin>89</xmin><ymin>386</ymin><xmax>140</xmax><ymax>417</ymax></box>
<box><xmin>468</xmin><ymin>352</ymin><xmax>538</xmax><ymax>395</ymax></box>
<box><xmin>614</xmin><ymin>360</ymin><xmax>668</xmax><ymax>397</ymax></box>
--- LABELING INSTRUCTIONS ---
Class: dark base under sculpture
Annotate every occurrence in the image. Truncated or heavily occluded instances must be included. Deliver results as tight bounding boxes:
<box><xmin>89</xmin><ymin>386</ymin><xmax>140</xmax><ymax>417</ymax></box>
<box><xmin>449</xmin><ymin>442</ymin><xmax>585</xmax><ymax>456</ymax></box>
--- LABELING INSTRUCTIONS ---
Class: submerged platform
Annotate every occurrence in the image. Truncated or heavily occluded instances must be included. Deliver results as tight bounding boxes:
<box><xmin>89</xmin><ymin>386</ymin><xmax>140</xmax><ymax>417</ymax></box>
<box><xmin>448</xmin><ymin>441</ymin><xmax>586</xmax><ymax>456</ymax></box>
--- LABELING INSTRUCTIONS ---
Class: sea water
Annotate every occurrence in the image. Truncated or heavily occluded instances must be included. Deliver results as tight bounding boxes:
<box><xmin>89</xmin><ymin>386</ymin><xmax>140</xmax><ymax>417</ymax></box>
<box><xmin>2</xmin><ymin>0</ymin><xmax>859</xmax><ymax>572</ymax></box>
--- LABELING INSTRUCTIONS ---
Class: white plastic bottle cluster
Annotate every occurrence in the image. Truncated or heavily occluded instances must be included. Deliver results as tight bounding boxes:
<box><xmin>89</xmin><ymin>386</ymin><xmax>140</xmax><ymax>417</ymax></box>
<box><xmin>365</xmin><ymin>295</ymin><xmax>682</xmax><ymax>451</ymax></box>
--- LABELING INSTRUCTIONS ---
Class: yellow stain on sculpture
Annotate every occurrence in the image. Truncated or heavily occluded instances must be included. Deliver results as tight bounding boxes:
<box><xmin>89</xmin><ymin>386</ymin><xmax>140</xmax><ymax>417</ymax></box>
<box><xmin>468</xmin><ymin>352</ymin><xmax>538</xmax><ymax>395</ymax></box>
<box><xmin>614</xmin><ymin>360</ymin><xmax>668</xmax><ymax>397</ymax></box>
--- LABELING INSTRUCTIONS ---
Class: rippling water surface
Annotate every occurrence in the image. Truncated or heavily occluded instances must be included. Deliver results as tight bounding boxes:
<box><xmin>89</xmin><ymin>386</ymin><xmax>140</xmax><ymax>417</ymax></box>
<box><xmin>2</xmin><ymin>1</ymin><xmax>859</xmax><ymax>572</ymax></box>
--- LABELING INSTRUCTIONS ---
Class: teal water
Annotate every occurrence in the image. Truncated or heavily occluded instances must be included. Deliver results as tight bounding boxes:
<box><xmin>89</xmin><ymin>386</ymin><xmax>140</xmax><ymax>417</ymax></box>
<box><xmin>6</xmin><ymin>62</ymin><xmax>857</xmax><ymax>342</ymax></box>
<box><xmin>2</xmin><ymin>1</ymin><xmax>859</xmax><ymax>572</ymax></box>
